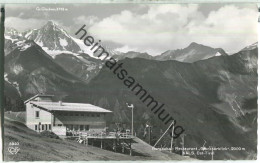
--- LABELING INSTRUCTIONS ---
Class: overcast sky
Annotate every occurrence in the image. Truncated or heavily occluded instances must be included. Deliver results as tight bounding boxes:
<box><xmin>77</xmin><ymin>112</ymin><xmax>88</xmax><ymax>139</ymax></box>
<box><xmin>5</xmin><ymin>3</ymin><xmax>258</xmax><ymax>55</ymax></box>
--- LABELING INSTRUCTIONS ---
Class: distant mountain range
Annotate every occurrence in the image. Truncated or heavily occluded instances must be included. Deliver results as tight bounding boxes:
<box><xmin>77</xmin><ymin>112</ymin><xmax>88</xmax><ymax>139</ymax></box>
<box><xmin>4</xmin><ymin>20</ymin><xmax>234</xmax><ymax>88</ymax></box>
<box><xmin>6</xmin><ymin>20</ymin><xmax>229</xmax><ymax>62</ymax></box>
<box><xmin>112</xmin><ymin>42</ymin><xmax>228</xmax><ymax>62</ymax></box>
<box><xmin>4</xmin><ymin>20</ymin><xmax>258</xmax><ymax>160</ymax></box>
<box><xmin>154</xmin><ymin>42</ymin><xmax>228</xmax><ymax>62</ymax></box>
<box><xmin>113</xmin><ymin>51</ymin><xmax>154</xmax><ymax>60</ymax></box>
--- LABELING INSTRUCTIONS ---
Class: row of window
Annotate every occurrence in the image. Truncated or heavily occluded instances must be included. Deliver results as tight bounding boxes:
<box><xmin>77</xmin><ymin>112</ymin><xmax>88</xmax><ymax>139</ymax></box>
<box><xmin>54</xmin><ymin>124</ymin><xmax>90</xmax><ymax>131</ymax></box>
<box><xmin>35</xmin><ymin>111</ymin><xmax>102</xmax><ymax>119</ymax></box>
<box><xmin>35</xmin><ymin>124</ymin><xmax>51</xmax><ymax>131</ymax></box>
<box><xmin>57</xmin><ymin>112</ymin><xmax>101</xmax><ymax>117</ymax></box>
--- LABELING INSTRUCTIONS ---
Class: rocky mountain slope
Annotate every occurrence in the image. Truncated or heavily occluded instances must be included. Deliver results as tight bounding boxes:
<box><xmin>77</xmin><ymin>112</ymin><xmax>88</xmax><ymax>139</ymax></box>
<box><xmin>54</xmin><ymin>53</ymin><xmax>103</xmax><ymax>82</ymax></box>
<box><xmin>4</xmin><ymin>39</ymin><xmax>86</xmax><ymax>100</ymax></box>
<box><xmin>5</xmin><ymin>21</ymin><xmax>103</xmax><ymax>83</ymax></box>
<box><xmin>65</xmin><ymin>43</ymin><xmax>257</xmax><ymax>160</ymax></box>
<box><xmin>23</xmin><ymin>21</ymin><xmax>81</xmax><ymax>53</ymax></box>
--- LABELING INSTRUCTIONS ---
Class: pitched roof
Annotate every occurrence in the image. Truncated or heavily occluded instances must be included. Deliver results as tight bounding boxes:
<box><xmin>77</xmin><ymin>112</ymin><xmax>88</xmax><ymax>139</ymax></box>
<box><xmin>24</xmin><ymin>94</ymin><xmax>54</xmax><ymax>104</ymax></box>
<box><xmin>30</xmin><ymin>101</ymin><xmax>112</xmax><ymax>113</ymax></box>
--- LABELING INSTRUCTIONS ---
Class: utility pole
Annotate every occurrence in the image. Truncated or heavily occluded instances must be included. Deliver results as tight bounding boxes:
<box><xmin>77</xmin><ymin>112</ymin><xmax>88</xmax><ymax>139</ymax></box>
<box><xmin>148</xmin><ymin>125</ymin><xmax>151</xmax><ymax>145</ymax></box>
<box><xmin>126</xmin><ymin>103</ymin><xmax>134</xmax><ymax>136</ymax></box>
<box><xmin>181</xmin><ymin>134</ymin><xmax>186</xmax><ymax>156</ymax></box>
<box><xmin>146</xmin><ymin>124</ymin><xmax>152</xmax><ymax>145</ymax></box>
<box><xmin>211</xmin><ymin>146</ymin><xmax>214</xmax><ymax>160</ymax></box>
<box><xmin>170</xmin><ymin>125</ymin><xmax>174</xmax><ymax>152</ymax></box>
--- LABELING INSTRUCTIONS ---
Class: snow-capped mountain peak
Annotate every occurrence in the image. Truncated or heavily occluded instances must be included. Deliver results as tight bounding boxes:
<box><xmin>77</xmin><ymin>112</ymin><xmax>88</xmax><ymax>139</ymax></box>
<box><xmin>6</xmin><ymin>21</ymin><xmax>119</xmax><ymax>60</ymax></box>
<box><xmin>23</xmin><ymin>21</ymin><xmax>81</xmax><ymax>53</ymax></box>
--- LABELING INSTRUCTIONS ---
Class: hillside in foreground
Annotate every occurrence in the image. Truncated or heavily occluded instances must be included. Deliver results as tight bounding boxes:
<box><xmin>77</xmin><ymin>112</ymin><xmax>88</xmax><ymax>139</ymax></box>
<box><xmin>3</xmin><ymin>115</ymin><xmax>191</xmax><ymax>161</ymax></box>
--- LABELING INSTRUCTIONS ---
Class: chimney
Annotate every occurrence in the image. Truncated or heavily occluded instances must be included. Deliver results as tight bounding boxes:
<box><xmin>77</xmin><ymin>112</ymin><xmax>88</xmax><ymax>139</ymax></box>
<box><xmin>59</xmin><ymin>101</ymin><xmax>62</xmax><ymax>106</ymax></box>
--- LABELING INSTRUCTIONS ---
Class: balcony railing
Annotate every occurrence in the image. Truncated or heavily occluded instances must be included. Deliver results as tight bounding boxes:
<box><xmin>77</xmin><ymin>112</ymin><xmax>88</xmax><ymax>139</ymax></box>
<box><xmin>66</xmin><ymin>130</ymin><xmax>132</xmax><ymax>139</ymax></box>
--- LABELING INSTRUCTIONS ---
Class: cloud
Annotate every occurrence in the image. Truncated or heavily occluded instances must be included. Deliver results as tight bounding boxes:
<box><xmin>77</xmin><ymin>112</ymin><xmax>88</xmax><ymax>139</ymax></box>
<box><xmin>5</xmin><ymin>17</ymin><xmax>46</xmax><ymax>32</ymax></box>
<box><xmin>87</xmin><ymin>4</ymin><xmax>257</xmax><ymax>55</ymax></box>
<box><xmin>74</xmin><ymin>15</ymin><xmax>99</xmax><ymax>27</ymax></box>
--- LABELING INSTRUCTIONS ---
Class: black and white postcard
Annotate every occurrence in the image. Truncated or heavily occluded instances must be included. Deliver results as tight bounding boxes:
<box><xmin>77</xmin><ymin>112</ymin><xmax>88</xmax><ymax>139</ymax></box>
<box><xmin>0</xmin><ymin>1</ymin><xmax>258</xmax><ymax>161</ymax></box>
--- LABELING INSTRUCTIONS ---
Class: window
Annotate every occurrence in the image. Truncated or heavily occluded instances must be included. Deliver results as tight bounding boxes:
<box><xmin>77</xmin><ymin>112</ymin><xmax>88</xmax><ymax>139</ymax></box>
<box><xmin>81</xmin><ymin>113</ymin><xmax>84</xmax><ymax>116</ymax></box>
<box><xmin>96</xmin><ymin>114</ymin><xmax>100</xmax><ymax>117</ymax></box>
<box><xmin>45</xmin><ymin>124</ymin><xmax>48</xmax><ymax>130</ymax></box>
<box><xmin>35</xmin><ymin>125</ymin><xmax>37</xmax><ymax>130</ymax></box>
<box><xmin>66</xmin><ymin>124</ymin><xmax>72</xmax><ymax>130</ymax></box>
<box><xmin>49</xmin><ymin>124</ymin><xmax>51</xmax><ymax>130</ymax></box>
<box><xmin>80</xmin><ymin>125</ymin><xmax>84</xmax><ymax>131</ymax></box>
<box><xmin>91</xmin><ymin>114</ymin><xmax>94</xmax><ymax>117</ymax></box>
<box><xmin>42</xmin><ymin>124</ymin><xmax>44</xmax><ymax>130</ymax></box>
<box><xmin>85</xmin><ymin>125</ymin><xmax>89</xmax><ymax>131</ymax></box>
<box><xmin>35</xmin><ymin>111</ymin><xmax>40</xmax><ymax>118</ymax></box>
<box><xmin>69</xmin><ymin>113</ymin><xmax>73</xmax><ymax>116</ymax></box>
<box><xmin>58</xmin><ymin>124</ymin><xmax>62</xmax><ymax>126</ymax></box>
<box><xmin>74</xmin><ymin>125</ymin><xmax>79</xmax><ymax>130</ymax></box>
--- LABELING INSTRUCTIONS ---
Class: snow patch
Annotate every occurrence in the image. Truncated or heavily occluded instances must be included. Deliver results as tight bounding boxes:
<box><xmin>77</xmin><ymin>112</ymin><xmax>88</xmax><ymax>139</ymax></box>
<box><xmin>13</xmin><ymin>64</ymin><xmax>23</xmax><ymax>75</ymax></box>
<box><xmin>13</xmin><ymin>82</ymin><xmax>22</xmax><ymax>96</ymax></box>
<box><xmin>4</xmin><ymin>74</ymin><xmax>11</xmax><ymax>84</ymax></box>
<box><xmin>4</xmin><ymin>74</ymin><xmax>22</xmax><ymax>96</ymax></box>
<box><xmin>36</xmin><ymin>41</ymin><xmax>43</xmax><ymax>47</ymax></box>
<box><xmin>20</xmin><ymin>43</ymin><xmax>32</xmax><ymax>51</ymax></box>
<box><xmin>60</xmin><ymin>28</ymin><xmax>71</xmax><ymax>38</ymax></box>
<box><xmin>5</xmin><ymin>36</ymin><xmax>18</xmax><ymax>43</ymax></box>
<box><xmin>42</xmin><ymin>47</ymin><xmax>79</xmax><ymax>59</ymax></box>
<box><xmin>25</xmin><ymin>30</ymin><xmax>33</xmax><ymax>38</ymax></box>
<box><xmin>86</xmin><ymin>65</ymin><xmax>96</xmax><ymax>71</ymax></box>
<box><xmin>71</xmin><ymin>37</ymin><xmax>99</xmax><ymax>59</ymax></box>
<box><xmin>244</xmin><ymin>55</ymin><xmax>257</xmax><ymax>72</ymax></box>
<box><xmin>215</xmin><ymin>52</ymin><xmax>222</xmax><ymax>56</ymax></box>
<box><xmin>59</xmin><ymin>38</ymin><xmax>68</xmax><ymax>47</ymax></box>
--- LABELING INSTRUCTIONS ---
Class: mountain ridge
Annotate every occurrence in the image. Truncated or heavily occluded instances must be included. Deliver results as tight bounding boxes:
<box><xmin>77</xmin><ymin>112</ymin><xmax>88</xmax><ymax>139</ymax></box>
<box><xmin>154</xmin><ymin>42</ymin><xmax>228</xmax><ymax>62</ymax></box>
<box><xmin>6</xmin><ymin>21</ymin><xmax>231</xmax><ymax>63</ymax></box>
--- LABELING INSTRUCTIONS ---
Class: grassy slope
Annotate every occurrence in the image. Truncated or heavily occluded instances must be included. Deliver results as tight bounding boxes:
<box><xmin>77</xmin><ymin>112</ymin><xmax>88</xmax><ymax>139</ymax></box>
<box><xmin>3</xmin><ymin>115</ymin><xmax>190</xmax><ymax>161</ymax></box>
